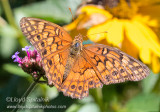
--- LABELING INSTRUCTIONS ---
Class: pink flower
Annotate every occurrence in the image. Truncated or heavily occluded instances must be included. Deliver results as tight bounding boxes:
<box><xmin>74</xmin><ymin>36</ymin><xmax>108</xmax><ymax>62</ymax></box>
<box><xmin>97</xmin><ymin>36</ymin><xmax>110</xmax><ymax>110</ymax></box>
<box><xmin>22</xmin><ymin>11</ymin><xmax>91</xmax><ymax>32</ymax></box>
<box><xmin>12</xmin><ymin>46</ymin><xmax>45</xmax><ymax>79</ymax></box>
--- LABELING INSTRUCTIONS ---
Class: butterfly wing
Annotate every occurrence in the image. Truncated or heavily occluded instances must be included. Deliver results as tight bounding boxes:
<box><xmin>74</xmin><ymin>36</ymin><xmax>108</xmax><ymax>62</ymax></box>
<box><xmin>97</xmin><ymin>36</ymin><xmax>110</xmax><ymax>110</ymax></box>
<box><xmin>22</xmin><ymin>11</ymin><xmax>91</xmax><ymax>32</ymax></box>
<box><xmin>20</xmin><ymin>17</ymin><xmax>72</xmax><ymax>89</ymax></box>
<box><xmin>58</xmin><ymin>43</ymin><xmax>150</xmax><ymax>99</ymax></box>
<box><xmin>20</xmin><ymin>17</ymin><xmax>150</xmax><ymax>99</ymax></box>
<box><xmin>83</xmin><ymin>43</ymin><xmax>150</xmax><ymax>85</ymax></box>
<box><xmin>60</xmin><ymin>53</ymin><xmax>103</xmax><ymax>99</ymax></box>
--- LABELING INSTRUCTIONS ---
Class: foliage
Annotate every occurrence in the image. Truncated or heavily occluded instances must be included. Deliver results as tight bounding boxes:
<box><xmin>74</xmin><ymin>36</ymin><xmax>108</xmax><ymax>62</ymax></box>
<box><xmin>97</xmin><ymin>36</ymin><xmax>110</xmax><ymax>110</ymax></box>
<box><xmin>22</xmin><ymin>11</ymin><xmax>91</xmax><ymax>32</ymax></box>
<box><xmin>0</xmin><ymin>0</ymin><xmax>159</xmax><ymax>112</ymax></box>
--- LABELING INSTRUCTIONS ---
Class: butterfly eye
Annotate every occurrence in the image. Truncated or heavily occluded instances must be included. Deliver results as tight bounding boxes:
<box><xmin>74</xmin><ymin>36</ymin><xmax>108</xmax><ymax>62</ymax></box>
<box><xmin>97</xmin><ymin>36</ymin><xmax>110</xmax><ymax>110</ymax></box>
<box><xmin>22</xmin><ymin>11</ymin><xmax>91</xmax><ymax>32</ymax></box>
<box><xmin>74</xmin><ymin>42</ymin><xmax>80</xmax><ymax>48</ymax></box>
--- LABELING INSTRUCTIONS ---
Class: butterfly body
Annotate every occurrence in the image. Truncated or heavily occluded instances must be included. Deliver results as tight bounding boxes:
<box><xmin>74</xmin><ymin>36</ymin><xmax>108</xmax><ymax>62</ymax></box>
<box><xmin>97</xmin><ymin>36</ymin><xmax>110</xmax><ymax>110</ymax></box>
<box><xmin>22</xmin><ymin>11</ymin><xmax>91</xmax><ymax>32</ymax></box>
<box><xmin>20</xmin><ymin>17</ymin><xmax>150</xmax><ymax>99</ymax></box>
<box><xmin>63</xmin><ymin>34</ymin><xmax>83</xmax><ymax>81</ymax></box>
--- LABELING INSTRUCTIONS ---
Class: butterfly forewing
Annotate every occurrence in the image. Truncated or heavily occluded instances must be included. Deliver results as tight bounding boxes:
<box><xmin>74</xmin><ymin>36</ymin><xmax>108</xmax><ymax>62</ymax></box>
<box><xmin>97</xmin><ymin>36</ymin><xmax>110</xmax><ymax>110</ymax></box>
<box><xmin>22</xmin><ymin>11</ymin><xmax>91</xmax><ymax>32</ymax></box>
<box><xmin>20</xmin><ymin>17</ymin><xmax>72</xmax><ymax>89</ymax></box>
<box><xmin>83</xmin><ymin>43</ymin><xmax>150</xmax><ymax>84</ymax></box>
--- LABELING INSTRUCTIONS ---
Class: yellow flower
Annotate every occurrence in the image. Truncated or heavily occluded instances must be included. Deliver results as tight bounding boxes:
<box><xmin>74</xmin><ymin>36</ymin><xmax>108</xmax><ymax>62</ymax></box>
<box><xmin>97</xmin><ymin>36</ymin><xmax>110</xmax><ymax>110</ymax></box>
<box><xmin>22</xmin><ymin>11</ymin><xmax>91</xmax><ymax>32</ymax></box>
<box><xmin>64</xmin><ymin>0</ymin><xmax>160</xmax><ymax>73</ymax></box>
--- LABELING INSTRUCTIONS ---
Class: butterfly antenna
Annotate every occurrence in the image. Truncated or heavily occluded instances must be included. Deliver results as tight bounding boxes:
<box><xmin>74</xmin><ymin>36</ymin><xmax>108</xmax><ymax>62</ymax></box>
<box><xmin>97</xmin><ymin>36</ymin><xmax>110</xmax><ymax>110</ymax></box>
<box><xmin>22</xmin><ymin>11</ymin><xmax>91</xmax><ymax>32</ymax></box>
<box><xmin>69</xmin><ymin>8</ymin><xmax>75</xmax><ymax>21</ymax></box>
<box><xmin>69</xmin><ymin>8</ymin><xmax>79</xmax><ymax>33</ymax></box>
<box><xmin>84</xmin><ymin>31</ymin><xmax>108</xmax><ymax>38</ymax></box>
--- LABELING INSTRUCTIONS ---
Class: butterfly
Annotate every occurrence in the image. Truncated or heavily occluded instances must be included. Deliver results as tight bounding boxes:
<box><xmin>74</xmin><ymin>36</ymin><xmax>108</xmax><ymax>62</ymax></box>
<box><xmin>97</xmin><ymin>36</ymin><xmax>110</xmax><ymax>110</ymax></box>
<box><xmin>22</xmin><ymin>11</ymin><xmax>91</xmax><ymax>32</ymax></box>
<box><xmin>20</xmin><ymin>17</ymin><xmax>150</xmax><ymax>99</ymax></box>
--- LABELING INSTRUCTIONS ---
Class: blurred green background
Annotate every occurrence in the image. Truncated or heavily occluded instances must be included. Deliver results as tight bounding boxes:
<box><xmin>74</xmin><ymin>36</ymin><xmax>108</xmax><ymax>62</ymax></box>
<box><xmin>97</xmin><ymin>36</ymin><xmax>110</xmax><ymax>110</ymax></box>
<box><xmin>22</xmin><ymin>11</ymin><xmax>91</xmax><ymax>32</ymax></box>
<box><xmin>0</xmin><ymin>0</ymin><xmax>160</xmax><ymax>112</ymax></box>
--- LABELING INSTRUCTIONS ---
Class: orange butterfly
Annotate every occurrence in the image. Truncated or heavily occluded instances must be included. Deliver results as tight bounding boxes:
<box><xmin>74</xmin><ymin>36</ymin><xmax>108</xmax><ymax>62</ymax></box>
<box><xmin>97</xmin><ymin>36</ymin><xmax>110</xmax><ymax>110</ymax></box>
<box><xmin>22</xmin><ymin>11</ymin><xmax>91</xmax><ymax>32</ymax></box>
<box><xmin>20</xmin><ymin>17</ymin><xmax>150</xmax><ymax>99</ymax></box>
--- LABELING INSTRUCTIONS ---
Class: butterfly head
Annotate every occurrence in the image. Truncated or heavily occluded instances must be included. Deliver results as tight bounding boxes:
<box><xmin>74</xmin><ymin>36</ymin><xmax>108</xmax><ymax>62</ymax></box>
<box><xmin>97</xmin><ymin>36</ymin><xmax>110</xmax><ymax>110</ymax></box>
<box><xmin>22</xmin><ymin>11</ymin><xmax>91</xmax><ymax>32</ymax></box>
<box><xmin>70</xmin><ymin>34</ymin><xmax>83</xmax><ymax>56</ymax></box>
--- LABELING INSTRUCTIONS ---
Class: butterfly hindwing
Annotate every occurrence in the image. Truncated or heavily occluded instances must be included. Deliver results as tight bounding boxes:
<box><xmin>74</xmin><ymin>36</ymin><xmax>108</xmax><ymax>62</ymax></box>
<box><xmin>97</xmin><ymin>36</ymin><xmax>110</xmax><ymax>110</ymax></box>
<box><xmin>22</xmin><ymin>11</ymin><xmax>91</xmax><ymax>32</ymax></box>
<box><xmin>61</xmin><ymin>53</ymin><xmax>103</xmax><ymax>99</ymax></box>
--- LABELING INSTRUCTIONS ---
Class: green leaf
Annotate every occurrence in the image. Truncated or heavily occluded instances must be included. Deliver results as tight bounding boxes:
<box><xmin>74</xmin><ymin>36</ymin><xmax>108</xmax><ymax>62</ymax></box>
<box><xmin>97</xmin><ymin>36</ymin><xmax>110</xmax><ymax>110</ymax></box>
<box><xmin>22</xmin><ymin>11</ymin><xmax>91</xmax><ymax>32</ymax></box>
<box><xmin>40</xmin><ymin>84</ymin><xmax>58</xmax><ymax>100</ymax></box>
<box><xmin>0</xmin><ymin>24</ymin><xmax>18</xmax><ymax>58</ymax></box>
<box><xmin>126</xmin><ymin>93</ymin><xmax>160</xmax><ymax>112</ymax></box>
<box><xmin>66</xmin><ymin>104</ymin><xmax>81</xmax><ymax>112</ymax></box>
<box><xmin>14</xmin><ymin>0</ymin><xmax>81</xmax><ymax>24</ymax></box>
<box><xmin>78</xmin><ymin>103</ymin><xmax>100</xmax><ymax>112</ymax></box>
<box><xmin>0</xmin><ymin>24</ymin><xmax>18</xmax><ymax>38</ymax></box>
<box><xmin>3</xmin><ymin>63</ymin><xmax>30</xmax><ymax>77</ymax></box>
<box><xmin>24</xmin><ymin>84</ymin><xmax>49</xmax><ymax>112</ymax></box>
<box><xmin>142</xmin><ymin>71</ymin><xmax>159</xmax><ymax>93</ymax></box>
<box><xmin>0</xmin><ymin>76</ymin><xmax>30</xmax><ymax>111</ymax></box>
<box><xmin>44</xmin><ymin>92</ymin><xmax>76</xmax><ymax>112</ymax></box>
<box><xmin>0</xmin><ymin>36</ymin><xmax>17</xmax><ymax>58</ymax></box>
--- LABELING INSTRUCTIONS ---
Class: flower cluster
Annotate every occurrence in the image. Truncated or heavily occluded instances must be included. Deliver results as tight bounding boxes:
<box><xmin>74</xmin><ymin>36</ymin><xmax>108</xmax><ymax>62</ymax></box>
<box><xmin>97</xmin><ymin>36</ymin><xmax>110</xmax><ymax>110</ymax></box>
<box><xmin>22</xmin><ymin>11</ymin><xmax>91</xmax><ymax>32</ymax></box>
<box><xmin>12</xmin><ymin>46</ymin><xmax>45</xmax><ymax>80</ymax></box>
<box><xmin>64</xmin><ymin>0</ymin><xmax>160</xmax><ymax>73</ymax></box>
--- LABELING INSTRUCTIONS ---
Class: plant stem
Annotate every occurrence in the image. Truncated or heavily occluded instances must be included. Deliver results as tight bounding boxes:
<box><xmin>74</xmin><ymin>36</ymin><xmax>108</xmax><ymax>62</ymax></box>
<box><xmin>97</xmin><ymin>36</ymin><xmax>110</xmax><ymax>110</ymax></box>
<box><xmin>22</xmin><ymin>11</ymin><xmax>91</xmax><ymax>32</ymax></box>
<box><xmin>1</xmin><ymin>0</ymin><xmax>28</xmax><ymax>48</ymax></box>
<box><xmin>1</xmin><ymin>0</ymin><xmax>16</xmax><ymax>28</ymax></box>
<box><xmin>11</xmin><ymin>76</ymin><xmax>41</xmax><ymax>112</ymax></box>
